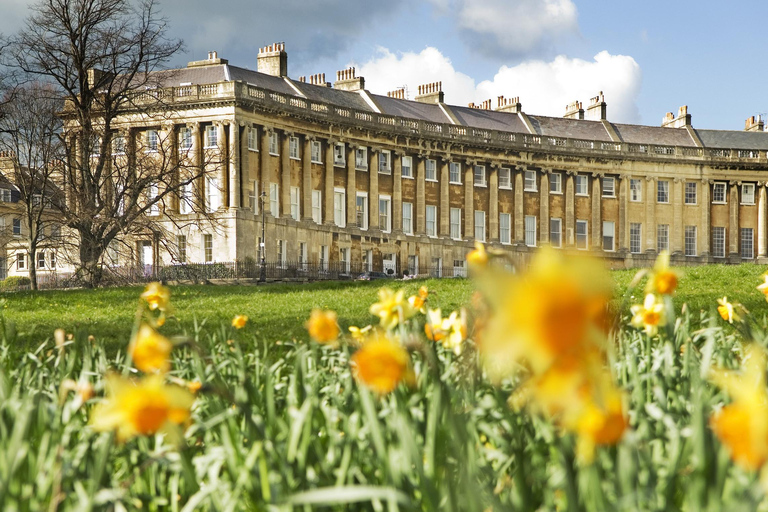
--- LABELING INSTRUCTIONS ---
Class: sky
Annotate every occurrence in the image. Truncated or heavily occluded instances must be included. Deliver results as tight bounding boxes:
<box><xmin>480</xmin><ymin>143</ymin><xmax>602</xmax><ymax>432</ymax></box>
<box><xmin>1</xmin><ymin>0</ymin><xmax>766</xmax><ymax>129</ymax></box>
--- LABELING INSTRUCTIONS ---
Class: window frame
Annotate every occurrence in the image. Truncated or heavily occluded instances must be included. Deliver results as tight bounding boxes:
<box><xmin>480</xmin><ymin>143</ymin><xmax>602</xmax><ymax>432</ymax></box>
<box><xmin>379</xmin><ymin>150</ymin><xmax>391</xmax><ymax>174</ymax></box>
<box><xmin>289</xmin><ymin>136</ymin><xmax>300</xmax><ymax>160</ymax></box>
<box><xmin>712</xmin><ymin>182</ymin><xmax>727</xmax><ymax>204</ymax></box>
<box><xmin>333</xmin><ymin>187</ymin><xmax>346</xmax><ymax>228</ymax></box>
<box><xmin>684</xmin><ymin>226</ymin><xmax>697</xmax><ymax>256</ymax></box>
<box><xmin>550</xmin><ymin>173</ymin><xmax>562</xmax><ymax>194</ymax></box>
<box><xmin>426</xmin><ymin>205</ymin><xmax>437</xmax><ymax>237</ymax></box>
<box><xmin>379</xmin><ymin>195</ymin><xmax>392</xmax><ymax>233</ymax></box>
<box><xmin>355</xmin><ymin>147</ymin><xmax>368</xmax><ymax>170</ymax></box>
<box><xmin>247</xmin><ymin>127</ymin><xmax>258</xmax><ymax>152</ymax></box>
<box><xmin>575</xmin><ymin>175</ymin><xmax>588</xmax><ymax>196</ymax></box>
<box><xmin>684</xmin><ymin>182</ymin><xmax>698</xmax><ymax>205</ymax></box>
<box><xmin>356</xmin><ymin>192</ymin><xmax>368</xmax><ymax>230</ymax></box>
<box><xmin>450</xmin><ymin>207</ymin><xmax>462</xmax><ymax>240</ymax></box>
<box><xmin>402</xmin><ymin>202</ymin><xmax>414</xmax><ymax>235</ymax></box>
<box><xmin>657</xmin><ymin>224</ymin><xmax>670</xmax><ymax>252</ymax></box>
<box><xmin>741</xmin><ymin>227</ymin><xmax>754</xmax><ymax>259</ymax></box>
<box><xmin>712</xmin><ymin>226</ymin><xmax>726</xmax><ymax>258</ymax></box>
<box><xmin>204</xmin><ymin>126</ymin><xmax>217</xmax><ymax>149</ymax></box>
<box><xmin>524</xmin><ymin>215</ymin><xmax>537</xmax><ymax>247</ymax></box>
<box><xmin>499</xmin><ymin>213</ymin><xmax>511</xmax><ymax>244</ymax></box>
<box><xmin>630</xmin><ymin>223</ymin><xmax>642</xmax><ymax>254</ymax></box>
<box><xmin>311</xmin><ymin>141</ymin><xmax>322</xmax><ymax>163</ymax></box>
<box><xmin>576</xmin><ymin>220</ymin><xmax>588</xmax><ymax>250</ymax></box>
<box><xmin>290</xmin><ymin>186</ymin><xmax>300</xmax><ymax>221</ymax></box>
<box><xmin>630</xmin><ymin>178</ymin><xmax>642</xmax><ymax>202</ymax></box>
<box><xmin>401</xmin><ymin>155</ymin><xmax>413</xmax><ymax>178</ymax></box>
<box><xmin>269</xmin><ymin>182</ymin><xmax>279</xmax><ymax>218</ymax></box>
<box><xmin>426</xmin><ymin>159</ymin><xmax>438</xmax><ymax>182</ymax></box>
<box><xmin>742</xmin><ymin>183</ymin><xmax>756</xmax><ymax>205</ymax></box>
<box><xmin>550</xmin><ymin>217</ymin><xmax>562</xmax><ymax>248</ymax></box>
<box><xmin>524</xmin><ymin>170</ymin><xmax>537</xmax><ymax>192</ymax></box>
<box><xmin>311</xmin><ymin>190</ymin><xmax>322</xmax><ymax>225</ymax></box>
<box><xmin>449</xmin><ymin>162</ymin><xmax>461</xmax><ymax>184</ymax></box>
<box><xmin>268</xmin><ymin>132</ymin><xmax>279</xmax><ymax>156</ymax></box>
<box><xmin>602</xmin><ymin>221</ymin><xmax>615</xmax><ymax>252</ymax></box>
<box><xmin>602</xmin><ymin>177</ymin><xmax>616</xmax><ymax>198</ymax></box>
<box><xmin>473</xmin><ymin>165</ymin><xmax>487</xmax><ymax>187</ymax></box>
<box><xmin>147</xmin><ymin>129</ymin><xmax>159</xmax><ymax>152</ymax></box>
<box><xmin>499</xmin><ymin>168</ymin><xmax>512</xmax><ymax>189</ymax></box>
<box><xmin>657</xmin><ymin>180</ymin><xmax>670</xmax><ymax>204</ymax></box>
<box><xmin>474</xmin><ymin>210</ymin><xmax>486</xmax><ymax>242</ymax></box>
<box><xmin>203</xmin><ymin>234</ymin><xmax>213</xmax><ymax>263</ymax></box>
<box><xmin>333</xmin><ymin>143</ymin><xmax>345</xmax><ymax>166</ymax></box>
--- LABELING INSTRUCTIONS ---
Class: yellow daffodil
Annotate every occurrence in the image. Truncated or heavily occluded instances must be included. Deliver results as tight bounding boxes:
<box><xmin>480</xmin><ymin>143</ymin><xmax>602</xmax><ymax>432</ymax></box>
<box><xmin>572</xmin><ymin>388</ymin><xmax>628</xmax><ymax>464</ymax></box>
<box><xmin>710</xmin><ymin>345</ymin><xmax>768</xmax><ymax>471</ymax></box>
<box><xmin>59</xmin><ymin>378</ymin><xmax>94</xmax><ymax>406</ymax></box>
<box><xmin>232</xmin><ymin>315</ymin><xmax>248</xmax><ymax>329</ymax></box>
<box><xmin>141</xmin><ymin>282</ymin><xmax>171</xmax><ymax>311</ymax></box>
<box><xmin>758</xmin><ymin>274</ymin><xmax>768</xmax><ymax>302</ymax></box>
<box><xmin>424</xmin><ymin>308</ymin><xmax>446</xmax><ymax>342</ymax></box>
<box><xmin>440</xmin><ymin>310</ymin><xmax>467</xmax><ymax>355</ymax></box>
<box><xmin>645</xmin><ymin>251</ymin><xmax>678</xmax><ymax>295</ymax></box>
<box><xmin>90</xmin><ymin>374</ymin><xmax>195</xmax><ymax>443</ymax></box>
<box><xmin>129</xmin><ymin>323</ymin><xmax>173</xmax><ymax>374</ymax></box>
<box><xmin>467</xmin><ymin>241</ymin><xmax>488</xmax><ymax>267</ymax></box>
<box><xmin>630</xmin><ymin>294</ymin><xmax>665</xmax><ymax>336</ymax></box>
<box><xmin>306</xmin><ymin>309</ymin><xmax>339</xmax><ymax>344</ymax></box>
<box><xmin>717</xmin><ymin>297</ymin><xmax>737</xmax><ymax>323</ymax></box>
<box><xmin>408</xmin><ymin>286</ymin><xmax>430</xmax><ymax>312</ymax></box>
<box><xmin>351</xmin><ymin>333</ymin><xmax>413</xmax><ymax>395</ymax></box>
<box><xmin>348</xmin><ymin>324</ymin><xmax>373</xmax><ymax>343</ymax></box>
<box><xmin>370</xmin><ymin>288</ymin><xmax>416</xmax><ymax>330</ymax></box>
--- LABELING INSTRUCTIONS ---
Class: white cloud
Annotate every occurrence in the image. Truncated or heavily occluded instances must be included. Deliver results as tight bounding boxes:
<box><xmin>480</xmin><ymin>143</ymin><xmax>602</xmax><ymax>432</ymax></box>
<box><xmin>429</xmin><ymin>0</ymin><xmax>580</xmax><ymax>57</ymax></box>
<box><xmin>355</xmin><ymin>47</ymin><xmax>642</xmax><ymax>124</ymax></box>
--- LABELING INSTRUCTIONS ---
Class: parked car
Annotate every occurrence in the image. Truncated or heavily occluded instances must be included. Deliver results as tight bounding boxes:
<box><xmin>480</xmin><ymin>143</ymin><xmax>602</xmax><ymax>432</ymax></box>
<box><xmin>356</xmin><ymin>271</ymin><xmax>394</xmax><ymax>281</ymax></box>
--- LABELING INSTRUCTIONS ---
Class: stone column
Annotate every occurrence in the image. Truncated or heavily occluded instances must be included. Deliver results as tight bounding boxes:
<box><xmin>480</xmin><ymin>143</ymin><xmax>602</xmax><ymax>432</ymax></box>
<box><xmin>619</xmin><ymin>175</ymin><xmax>628</xmax><ymax>252</ymax></box>
<box><xmin>700</xmin><ymin>179</ymin><xmax>711</xmax><ymax>257</ymax></box>
<box><xmin>228</xmin><ymin>122</ymin><xmax>241</xmax><ymax>208</ymax></box>
<box><xmin>393</xmin><ymin>152</ymin><xmax>403</xmax><ymax>232</ymax></box>
<box><xmin>346</xmin><ymin>144</ymin><xmax>356</xmax><ymax>226</ymax></box>
<box><xmin>239</xmin><ymin>122</ymin><xmax>249</xmax><ymax>209</ymax></box>
<box><xmin>565</xmin><ymin>172</ymin><xmax>575</xmax><ymax>246</ymax></box>
<box><xmin>260</xmin><ymin>128</ymin><xmax>271</xmax><ymax>200</ymax></box>
<box><xmin>416</xmin><ymin>156</ymin><xmax>426</xmax><ymax>234</ymax></box>
<box><xmin>645</xmin><ymin>177</ymin><xmax>655</xmax><ymax>251</ymax></box>
<box><xmin>216</xmin><ymin>122</ymin><xmax>227</xmax><ymax>209</ymax></box>
<box><xmin>302</xmin><ymin>137</ymin><xmax>313</xmax><ymax>221</ymax></box>
<box><xmin>489</xmin><ymin>164</ymin><xmax>499</xmax><ymax>242</ymax></box>
<box><xmin>439</xmin><ymin>158</ymin><xmax>450</xmax><ymax>237</ymax></box>
<box><xmin>591</xmin><ymin>174</ymin><xmax>602</xmax><ymax>249</ymax></box>
<box><xmin>514</xmin><ymin>167</ymin><xmax>524</xmax><ymax>243</ymax></box>
<box><xmin>464</xmin><ymin>162</ymin><xmax>474</xmax><ymax>240</ymax></box>
<box><xmin>540</xmin><ymin>171</ymin><xmax>550</xmax><ymax>244</ymax></box>
<box><xmin>729</xmin><ymin>181</ymin><xmax>740</xmax><ymax>258</ymax></box>
<box><xmin>193</xmin><ymin>123</ymin><xmax>204</xmax><ymax>210</ymax></box>
<box><xmin>759</xmin><ymin>183</ymin><xmax>767</xmax><ymax>257</ymax></box>
<box><xmin>324</xmin><ymin>141</ymin><xmax>334</xmax><ymax>225</ymax></box>
<box><xmin>672</xmin><ymin>178</ymin><xmax>683</xmax><ymax>254</ymax></box>
<box><xmin>166</xmin><ymin>125</ymin><xmax>179</xmax><ymax>212</ymax></box>
<box><xmin>369</xmin><ymin>149</ymin><xmax>379</xmax><ymax>229</ymax></box>
<box><xmin>281</xmin><ymin>132</ymin><xmax>291</xmax><ymax>217</ymax></box>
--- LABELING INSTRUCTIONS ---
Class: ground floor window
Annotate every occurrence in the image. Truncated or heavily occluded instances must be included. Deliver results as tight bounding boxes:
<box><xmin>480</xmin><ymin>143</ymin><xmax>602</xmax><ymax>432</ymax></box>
<box><xmin>684</xmin><ymin>226</ymin><xmax>697</xmax><ymax>256</ymax></box>
<box><xmin>712</xmin><ymin>227</ymin><xmax>725</xmax><ymax>258</ymax></box>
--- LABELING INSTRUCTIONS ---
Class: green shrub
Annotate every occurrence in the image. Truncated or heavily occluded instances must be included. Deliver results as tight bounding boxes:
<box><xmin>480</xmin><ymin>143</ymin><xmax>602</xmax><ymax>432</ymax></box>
<box><xmin>1</xmin><ymin>276</ymin><xmax>31</xmax><ymax>290</ymax></box>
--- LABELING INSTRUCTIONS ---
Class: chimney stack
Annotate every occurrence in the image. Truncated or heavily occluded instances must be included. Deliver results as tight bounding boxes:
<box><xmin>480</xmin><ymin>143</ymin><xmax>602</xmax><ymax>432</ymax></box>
<box><xmin>415</xmin><ymin>81</ymin><xmax>444</xmax><ymax>104</ymax></box>
<box><xmin>257</xmin><ymin>42</ymin><xmax>288</xmax><ymax>77</ymax></box>
<box><xmin>585</xmin><ymin>91</ymin><xmax>607</xmax><ymax>120</ymax></box>
<box><xmin>495</xmin><ymin>95</ymin><xmax>522</xmax><ymax>113</ymax></box>
<box><xmin>662</xmin><ymin>105</ymin><xmax>692</xmax><ymax>128</ymax></box>
<box><xmin>387</xmin><ymin>88</ymin><xmax>406</xmax><ymax>100</ymax></box>
<box><xmin>564</xmin><ymin>100</ymin><xmax>584</xmax><ymax>120</ymax></box>
<box><xmin>333</xmin><ymin>67</ymin><xmax>365</xmax><ymax>91</ymax></box>
<box><xmin>307</xmin><ymin>73</ymin><xmax>330</xmax><ymax>87</ymax></box>
<box><xmin>745</xmin><ymin>115</ymin><xmax>764</xmax><ymax>132</ymax></box>
<box><xmin>187</xmin><ymin>50</ymin><xmax>228</xmax><ymax>68</ymax></box>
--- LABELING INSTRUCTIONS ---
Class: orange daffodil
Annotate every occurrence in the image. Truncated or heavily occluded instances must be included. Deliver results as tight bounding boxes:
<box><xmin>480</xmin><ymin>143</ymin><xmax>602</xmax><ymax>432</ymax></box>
<box><xmin>710</xmin><ymin>345</ymin><xmax>768</xmax><ymax>471</ymax></box>
<box><xmin>232</xmin><ymin>315</ymin><xmax>248</xmax><ymax>329</ymax></box>
<box><xmin>408</xmin><ymin>286</ymin><xmax>430</xmax><ymax>313</ymax></box>
<box><xmin>478</xmin><ymin>247</ymin><xmax>627</xmax><ymax>463</ymax></box>
<box><xmin>306</xmin><ymin>309</ymin><xmax>340</xmax><ymax>344</ymax></box>
<box><xmin>424</xmin><ymin>308</ymin><xmax>467</xmax><ymax>355</ymax></box>
<box><xmin>630</xmin><ymin>294</ymin><xmax>665</xmax><ymax>336</ymax></box>
<box><xmin>350</xmin><ymin>331</ymin><xmax>414</xmax><ymax>395</ymax></box>
<box><xmin>717</xmin><ymin>297</ymin><xmax>738</xmax><ymax>323</ymax></box>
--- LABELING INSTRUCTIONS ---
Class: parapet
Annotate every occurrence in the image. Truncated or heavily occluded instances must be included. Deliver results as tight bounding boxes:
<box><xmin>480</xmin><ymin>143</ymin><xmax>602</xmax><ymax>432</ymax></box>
<box><xmin>334</xmin><ymin>67</ymin><xmax>365</xmax><ymax>92</ymax></box>
<box><xmin>257</xmin><ymin>43</ymin><xmax>287</xmax><ymax>77</ymax></box>
<box><xmin>415</xmin><ymin>81</ymin><xmax>444</xmax><ymax>104</ymax></box>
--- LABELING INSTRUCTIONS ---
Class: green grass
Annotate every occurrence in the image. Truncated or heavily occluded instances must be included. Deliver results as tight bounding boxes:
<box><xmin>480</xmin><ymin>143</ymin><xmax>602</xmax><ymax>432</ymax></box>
<box><xmin>4</xmin><ymin>262</ymin><xmax>768</xmax><ymax>355</ymax></box>
<box><xmin>2</xmin><ymin>278</ymin><xmax>476</xmax><ymax>353</ymax></box>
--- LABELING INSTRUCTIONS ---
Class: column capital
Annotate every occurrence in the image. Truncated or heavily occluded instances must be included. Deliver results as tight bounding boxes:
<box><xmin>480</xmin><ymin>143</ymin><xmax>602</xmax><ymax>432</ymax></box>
<box><xmin>565</xmin><ymin>169</ymin><xmax>577</xmax><ymax>176</ymax></box>
<box><xmin>729</xmin><ymin>180</ymin><xmax>739</xmax><ymax>186</ymax></box>
<box><xmin>540</xmin><ymin>167</ymin><xmax>553</xmax><ymax>175</ymax></box>
<box><xmin>489</xmin><ymin>161</ymin><xmax>502</xmax><ymax>170</ymax></box>
<box><xmin>673</xmin><ymin>177</ymin><xmax>683</xmax><ymax>183</ymax></box>
<box><xmin>646</xmin><ymin>175</ymin><xmax>655</xmax><ymax>182</ymax></box>
<box><xmin>394</xmin><ymin>149</ymin><xmax>407</xmax><ymax>157</ymax></box>
<box><xmin>592</xmin><ymin>172</ymin><xmax>604</xmax><ymax>178</ymax></box>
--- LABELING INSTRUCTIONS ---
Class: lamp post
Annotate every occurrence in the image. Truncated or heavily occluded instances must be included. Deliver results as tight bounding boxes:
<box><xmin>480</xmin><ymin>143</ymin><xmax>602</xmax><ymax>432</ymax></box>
<box><xmin>260</xmin><ymin>191</ymin><xmax>266</xmax><ymax>283</ymax></box>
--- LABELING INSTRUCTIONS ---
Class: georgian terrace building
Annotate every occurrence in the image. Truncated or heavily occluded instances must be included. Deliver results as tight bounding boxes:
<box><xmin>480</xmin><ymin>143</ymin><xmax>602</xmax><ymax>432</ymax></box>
<box><xmin>99</xmin><ymin>43</ymin><xmax>768</xmax><ymax>276</ymax></box>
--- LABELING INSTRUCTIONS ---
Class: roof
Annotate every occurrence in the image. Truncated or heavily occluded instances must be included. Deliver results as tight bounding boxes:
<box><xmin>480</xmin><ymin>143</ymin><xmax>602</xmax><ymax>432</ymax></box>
<box><xmin>164</xmin><ymin>61</ymin><xmax>768</xmax><ymax>151</ymax></box>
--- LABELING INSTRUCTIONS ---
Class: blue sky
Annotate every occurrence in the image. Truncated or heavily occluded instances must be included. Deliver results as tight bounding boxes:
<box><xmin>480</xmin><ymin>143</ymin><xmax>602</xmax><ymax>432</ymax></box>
<box><xmin>2</xmin><ymin>0</ymin><xmax>766</xmax><ymax>129</ymax></box>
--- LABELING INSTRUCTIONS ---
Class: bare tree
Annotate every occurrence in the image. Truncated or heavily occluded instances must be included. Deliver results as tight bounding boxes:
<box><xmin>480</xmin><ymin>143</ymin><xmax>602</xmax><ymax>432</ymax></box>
<box><xmin>4</xmin><ymin>0</ymin><xmax>198</xmax><ymax>287</ymax></box>
<box><xmin>0</xmin><ymin>83</ymin><xmax>65</xmax><ymax>290</ymax></box>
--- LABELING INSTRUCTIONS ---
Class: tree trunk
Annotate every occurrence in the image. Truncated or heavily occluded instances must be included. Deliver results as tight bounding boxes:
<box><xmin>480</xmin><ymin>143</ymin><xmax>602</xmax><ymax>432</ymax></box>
<box><xmin>29</xmin><ymin>249</ymin><xmax>37</xmax><ymax>291</ymax></box>
<box><xmin>78</xmin><ymin>232</ymin><xmax>105</xmax><ymax>288</ymax></box>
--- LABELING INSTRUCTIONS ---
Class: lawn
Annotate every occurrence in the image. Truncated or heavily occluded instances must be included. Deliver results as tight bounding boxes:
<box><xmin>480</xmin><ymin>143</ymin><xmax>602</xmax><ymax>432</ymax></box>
<box><xmin>4</xmin><ymin>263</ymin><xmax>766</xmax><ymax>354</ymax></box>
<box><xmin>2</xmin><ymin>278</ymin><xmax>477</xmax><ymax>353</ymax></box>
